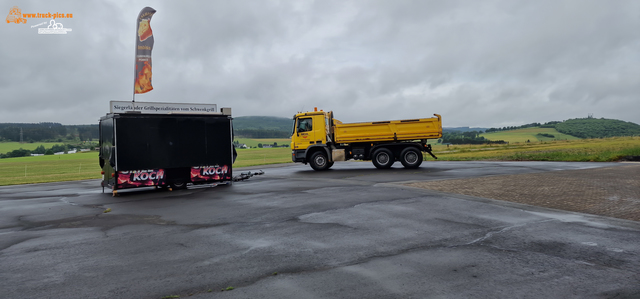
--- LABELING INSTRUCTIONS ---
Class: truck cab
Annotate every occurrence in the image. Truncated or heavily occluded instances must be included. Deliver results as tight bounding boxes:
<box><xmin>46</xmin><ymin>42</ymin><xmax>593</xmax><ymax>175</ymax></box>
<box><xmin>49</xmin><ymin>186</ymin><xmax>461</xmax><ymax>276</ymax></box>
<box><xmin>291</xmin><ymin>109</ymin><xmax>332</xmax><ymax>151</ymax></box>
<box><xmin>291</xmin><ymin>109</ymin><xmax>333</xmax><ymax>169</ymax></box>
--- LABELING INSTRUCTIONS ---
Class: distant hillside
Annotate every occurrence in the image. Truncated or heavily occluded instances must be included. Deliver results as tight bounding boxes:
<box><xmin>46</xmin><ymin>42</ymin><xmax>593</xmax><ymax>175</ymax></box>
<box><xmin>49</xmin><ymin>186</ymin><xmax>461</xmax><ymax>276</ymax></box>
<box><xmin>553</xmin><ymin>118</ymin><xmax>640</xmax><ymax>139</ymax></box>
<box><xmin>485</xmin><ymin>118</ymin><xmax>640</xmax><ymax>139</ymax></box>
<box><xmin>233</xmin><ymin>116</ymin><xmax>291</xmax><ymax>138</ymax></box>
<box><xmin>481</xmin><ymin>127</ymin><xmax>580</xmax><ymax>143</ymax></box>
<box><xmin>233</xmin><ymin>116</ymin><xmax>291</xmax><ymax>131</ymax></box>
<box><xmin>0</xmin><ymin>123</ymin><xmax>98</xmax><ymax>142</ymax></box>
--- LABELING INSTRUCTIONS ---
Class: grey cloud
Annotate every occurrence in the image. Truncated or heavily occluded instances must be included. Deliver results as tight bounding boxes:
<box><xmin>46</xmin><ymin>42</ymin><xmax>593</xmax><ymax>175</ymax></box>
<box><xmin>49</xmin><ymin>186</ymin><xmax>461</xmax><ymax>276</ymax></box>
<box><xmin>0</xmin><ymin>0</ymin><xmax>638</xmax><ymax>127</ymax></box>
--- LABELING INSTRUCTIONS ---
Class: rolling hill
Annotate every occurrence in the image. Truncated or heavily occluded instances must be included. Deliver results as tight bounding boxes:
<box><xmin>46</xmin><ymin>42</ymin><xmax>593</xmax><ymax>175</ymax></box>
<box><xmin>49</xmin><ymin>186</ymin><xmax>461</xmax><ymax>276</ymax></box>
<box><xmin>480</xmin><ymin>118</ymin><xmax>640</xmax><ymax>143</ymax></box>
<box><xmin>233</xmin><ymin>116</ymin><xmax>291</xmax><ymax>131</ymax></box>
<box><xmin>233</xmin><ymin>116</ymin><xmax>292</xmax><ymax>138</ymax></box>
<box><xmin>481</xmin><ymin>127</ymin><xmax>580</xmax><ymax>143</ymax></box>
<box><xmin>554</xmin><ymin>118</ymin><xmax>640</xmax><ymax>139</ymax></box>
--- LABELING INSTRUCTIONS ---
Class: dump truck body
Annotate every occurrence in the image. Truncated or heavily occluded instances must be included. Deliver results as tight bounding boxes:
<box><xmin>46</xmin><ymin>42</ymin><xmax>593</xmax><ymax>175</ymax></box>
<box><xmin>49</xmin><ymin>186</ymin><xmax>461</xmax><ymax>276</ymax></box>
<box><xmin>334</xmin><ymin>117</ymin><xmax>442</xmax><ymax>144</ymax></box>
<box><xmin>291</xmin><ymin>109</ymin><xmax>442</xmax><ymax>170</ymax></box>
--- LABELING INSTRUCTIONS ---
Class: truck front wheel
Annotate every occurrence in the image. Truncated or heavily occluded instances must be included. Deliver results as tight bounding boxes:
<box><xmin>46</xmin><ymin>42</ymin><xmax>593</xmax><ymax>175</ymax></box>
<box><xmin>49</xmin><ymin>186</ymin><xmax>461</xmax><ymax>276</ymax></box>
<box><xmin>400</xmin><ymin>147</ymin><xmax>423</xmax><ymax>169</ymax></box>
<box><xmin>310</xmin><ymin>151</ymin><xmax>330</xmax><ymax>171</ymax></box>
<box><xmin>372</xmin><ymin>148</ymin><xmax>394</xmax><ymax>169</ymax></box>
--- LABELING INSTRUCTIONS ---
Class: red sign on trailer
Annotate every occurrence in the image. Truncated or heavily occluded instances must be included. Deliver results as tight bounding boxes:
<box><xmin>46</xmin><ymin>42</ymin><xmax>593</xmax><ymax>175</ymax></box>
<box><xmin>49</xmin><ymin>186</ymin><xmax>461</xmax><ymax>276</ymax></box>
<box><xmin>190</xmin><ymin>165</ymin><xmax>231</xmax><ymax>182</ymax></box>
<box><xmin>117</xmin><ymin>169</ymin><xmax>166</xmax><ymax>189</ymax></box>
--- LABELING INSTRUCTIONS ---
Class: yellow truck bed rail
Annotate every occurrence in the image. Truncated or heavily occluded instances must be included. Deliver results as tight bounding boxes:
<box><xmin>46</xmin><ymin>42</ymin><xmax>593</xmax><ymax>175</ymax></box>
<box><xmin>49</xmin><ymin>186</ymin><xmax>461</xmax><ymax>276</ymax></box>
<box><xmin>334</xmin><ymin>114</ymin><xmax>442</xmax><ymax>144</ymax></box>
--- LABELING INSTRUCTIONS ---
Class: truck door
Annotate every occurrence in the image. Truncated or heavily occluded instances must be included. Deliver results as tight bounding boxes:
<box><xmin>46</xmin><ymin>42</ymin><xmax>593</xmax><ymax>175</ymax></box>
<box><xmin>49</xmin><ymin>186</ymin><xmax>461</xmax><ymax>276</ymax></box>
<box><xmin>293</xmin><ymin>117</ymin><xmax>315</xmax><ymax>150</ymax></box>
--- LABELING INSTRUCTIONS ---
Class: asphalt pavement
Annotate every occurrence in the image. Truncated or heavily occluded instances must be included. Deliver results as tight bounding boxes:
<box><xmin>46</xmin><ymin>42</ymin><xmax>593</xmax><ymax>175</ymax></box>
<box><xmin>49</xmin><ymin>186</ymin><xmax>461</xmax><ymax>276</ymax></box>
<box><xmin>1</xmin><ymin>161</ymin><xmax>639</xmax><ymax>299</ymax></box>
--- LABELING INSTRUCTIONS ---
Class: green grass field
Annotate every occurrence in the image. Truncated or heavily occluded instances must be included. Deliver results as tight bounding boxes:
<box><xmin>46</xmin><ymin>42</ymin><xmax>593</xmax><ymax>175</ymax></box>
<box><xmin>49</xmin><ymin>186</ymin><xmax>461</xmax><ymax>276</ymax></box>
<box><xmin>0</xmin><ymin>151</ymin><xmax>102</xmax><ymax>186</ymax></box>
<box><xmin>0</xmin><ymin>148</ymin><xmax>293</xmax><ymax>186</ymax></box>
<box><xmin>1</xmin><ymin>137</ymin><xmax>638</xmax><ymax>186</ymax></box>
<box><xmin>432</xmin><ymin>136</ymin><xmax>640</xmax><ymax>161</ymax></box>
<box><xmin>234</xmin><ymin>147</ymin><xmax>292</xmax><ymax>167</ymax></box>
<box><xmin>480</xmin><ymin>127</ymin><xmax>580</xmax><ymax>143</ymax></box>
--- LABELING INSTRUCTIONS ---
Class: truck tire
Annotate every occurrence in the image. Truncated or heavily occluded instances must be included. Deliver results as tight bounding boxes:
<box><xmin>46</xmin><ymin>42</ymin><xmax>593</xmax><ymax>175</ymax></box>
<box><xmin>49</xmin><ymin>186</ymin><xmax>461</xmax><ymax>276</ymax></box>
<box><xmin>400</xmin><ymin>147</ymin><xmax>423</xmax><ymax>169</ymax></box>
<box><xmin>310</xmin><ymin>151</ymin><xmax>330</xmax><ymax>171</ymax></box>
<box><xmin>372</xmin><ymin>148</ymin><xmax>394</xmax><ymax>169</ymax></box>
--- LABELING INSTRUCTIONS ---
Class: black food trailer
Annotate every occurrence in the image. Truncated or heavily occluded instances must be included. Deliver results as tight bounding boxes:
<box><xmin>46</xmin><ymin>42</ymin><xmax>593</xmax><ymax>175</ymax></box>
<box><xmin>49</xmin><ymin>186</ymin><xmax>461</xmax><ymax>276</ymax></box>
<box><xmin>99</xmin><ymin>101</ymin><xmax>236</xmax><ymax>194</ymax></box>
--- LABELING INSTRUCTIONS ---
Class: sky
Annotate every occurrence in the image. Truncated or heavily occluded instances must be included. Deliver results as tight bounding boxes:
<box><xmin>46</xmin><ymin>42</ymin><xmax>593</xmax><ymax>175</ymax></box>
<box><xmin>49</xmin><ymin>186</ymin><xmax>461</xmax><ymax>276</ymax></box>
<box><xmin>1</xmin><ymin>0</ymin><xmax>639</xmax><ymax>127</ymax></box>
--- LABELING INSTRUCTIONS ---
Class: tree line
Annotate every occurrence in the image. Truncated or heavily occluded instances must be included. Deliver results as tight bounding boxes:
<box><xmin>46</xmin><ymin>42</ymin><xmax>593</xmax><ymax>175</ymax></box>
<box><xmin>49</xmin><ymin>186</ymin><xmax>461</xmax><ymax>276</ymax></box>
<box><xmin>440</xmin><ymin>131</ymin><xmax>506</xmax><ymax>145</ymax></box>
<box><xmin>0</xmin><ymin>123</ymin><xmax>99</xmax><ymax>142</ymax></box>
<box><xmin>0</xmin><ymin>143</ymin><xmax>87</xmax><ymax>159</ymax></box>
<box><xmin>485</xmin><ymin>123</ymin><xmax>541</xmax><ymax>133</ymax></box>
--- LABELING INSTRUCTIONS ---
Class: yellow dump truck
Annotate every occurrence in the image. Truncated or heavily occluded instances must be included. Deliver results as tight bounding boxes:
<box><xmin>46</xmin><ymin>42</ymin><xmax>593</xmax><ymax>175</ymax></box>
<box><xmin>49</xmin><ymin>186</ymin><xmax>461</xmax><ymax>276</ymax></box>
<box><xmin>291</xmin><ymin>108</ymin><xmax>442</xmax><ymax>170</ymax></box>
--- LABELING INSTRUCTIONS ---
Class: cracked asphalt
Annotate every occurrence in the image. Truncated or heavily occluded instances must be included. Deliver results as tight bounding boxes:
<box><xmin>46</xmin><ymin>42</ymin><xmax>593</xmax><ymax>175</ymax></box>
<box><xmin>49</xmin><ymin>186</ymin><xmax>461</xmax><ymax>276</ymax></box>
<box><xmin>1</xmin><ymin>161</ymin><xmax>639</xmax><ymax>299</ymax></box>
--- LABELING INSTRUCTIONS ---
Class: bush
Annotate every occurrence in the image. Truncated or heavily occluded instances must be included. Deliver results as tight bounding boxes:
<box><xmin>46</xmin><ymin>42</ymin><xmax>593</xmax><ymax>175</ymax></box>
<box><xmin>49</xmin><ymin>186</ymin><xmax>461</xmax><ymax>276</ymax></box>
<box><xmin>32</xmin><ymin>145</ymin><xmax>46</xmax><ymax>154</ymax></box>
<box><xmin>50</xmin><ymin>144</ymin><xmax>66</xmax><ymax>153</ymax></box>
<box><xmin>5</xmin><ymin>148</ymin><xmax>31</xmax><ymax>158</ymax></box>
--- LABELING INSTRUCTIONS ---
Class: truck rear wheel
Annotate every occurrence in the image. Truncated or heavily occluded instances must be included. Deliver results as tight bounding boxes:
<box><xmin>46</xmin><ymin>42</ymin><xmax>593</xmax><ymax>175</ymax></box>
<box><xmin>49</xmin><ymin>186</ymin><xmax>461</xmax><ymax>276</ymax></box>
<box><xmin>310</xmin><ymin>151</ymin><xmax>330</xmax><ymax>171</ymax></box>
<box><xmin>400</xmin><ymin>147</ymin><xmax>423</xmax><ymax>169</ymax></box>
<box><xmin>372</xmin><ymin>148</ymin><xmax>394</xmax><ymax>169</ymax></box>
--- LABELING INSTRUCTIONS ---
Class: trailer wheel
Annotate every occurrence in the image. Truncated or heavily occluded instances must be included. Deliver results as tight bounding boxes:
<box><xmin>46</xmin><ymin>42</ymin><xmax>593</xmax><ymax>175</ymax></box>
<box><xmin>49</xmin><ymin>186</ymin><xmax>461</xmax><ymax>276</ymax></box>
<box><xmin>400</xmin><ymin>147</ymin><xmax>423</xmax><ymax>169</ymax></box>
<box><xmin>372</xmin><ymin>148</ymin><xmax>394</xmax><ymax>169</ymax></box>
<box><xmin>310</xmin><ymin>151</ymin><xmax>329</xmax><ymax>171</ymax></box>
<box><xmin>326</xmin><ymin>161</ymin><xmax>334</xmax><ymax>169</ymax></box>
<box><xmin>171</xmin><ymin>182</ymin><xmax>188</xmax><ymax>190</ymax></box>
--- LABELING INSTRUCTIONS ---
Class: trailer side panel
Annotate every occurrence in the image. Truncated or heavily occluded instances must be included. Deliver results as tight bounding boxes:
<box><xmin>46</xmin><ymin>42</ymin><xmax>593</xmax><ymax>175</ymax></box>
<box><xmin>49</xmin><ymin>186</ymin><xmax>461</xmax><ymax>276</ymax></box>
<box><xmin>115</xmin><ymin>114</ymin><xmax>232</xmax><ymax>170</ymax></box>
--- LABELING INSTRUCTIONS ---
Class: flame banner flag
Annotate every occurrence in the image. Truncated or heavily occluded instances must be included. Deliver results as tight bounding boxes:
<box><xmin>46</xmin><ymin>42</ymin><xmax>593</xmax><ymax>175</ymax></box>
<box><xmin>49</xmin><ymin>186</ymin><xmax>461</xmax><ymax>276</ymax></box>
<box><xmin>134</xmin><ymin>7</ymin><xmax>156</xmax><ymax>94</ymax></box>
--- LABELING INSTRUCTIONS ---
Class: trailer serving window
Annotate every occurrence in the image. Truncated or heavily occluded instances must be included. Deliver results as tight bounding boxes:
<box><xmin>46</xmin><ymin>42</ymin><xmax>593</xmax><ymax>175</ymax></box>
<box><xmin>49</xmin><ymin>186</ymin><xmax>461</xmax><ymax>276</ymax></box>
<box><xmin>99</xmin><ymin>117</ymin><xmax>114</xmax><ymax>167</ymax></box>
